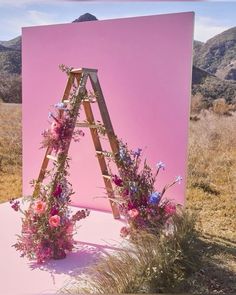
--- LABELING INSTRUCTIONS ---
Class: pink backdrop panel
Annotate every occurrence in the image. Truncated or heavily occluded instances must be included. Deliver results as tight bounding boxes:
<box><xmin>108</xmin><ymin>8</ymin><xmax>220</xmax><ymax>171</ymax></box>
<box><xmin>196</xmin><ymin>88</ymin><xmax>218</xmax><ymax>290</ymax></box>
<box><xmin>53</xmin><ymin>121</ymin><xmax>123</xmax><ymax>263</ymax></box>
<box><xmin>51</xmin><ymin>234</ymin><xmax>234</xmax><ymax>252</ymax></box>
<box><xmin>22</xmin><ymin>12</ymin><xmax>194</xmax><ymax>212</ymax></box>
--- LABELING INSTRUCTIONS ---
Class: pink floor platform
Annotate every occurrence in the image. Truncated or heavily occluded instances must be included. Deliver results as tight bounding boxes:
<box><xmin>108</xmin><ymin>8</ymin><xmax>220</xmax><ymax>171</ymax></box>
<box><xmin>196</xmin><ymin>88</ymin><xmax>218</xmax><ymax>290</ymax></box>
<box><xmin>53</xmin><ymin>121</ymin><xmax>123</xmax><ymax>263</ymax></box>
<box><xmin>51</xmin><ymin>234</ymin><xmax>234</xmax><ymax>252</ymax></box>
<box><xmin>0</xmin><ymin>201</ymin><xmax>125</xmax><ymax>295</ymax></box>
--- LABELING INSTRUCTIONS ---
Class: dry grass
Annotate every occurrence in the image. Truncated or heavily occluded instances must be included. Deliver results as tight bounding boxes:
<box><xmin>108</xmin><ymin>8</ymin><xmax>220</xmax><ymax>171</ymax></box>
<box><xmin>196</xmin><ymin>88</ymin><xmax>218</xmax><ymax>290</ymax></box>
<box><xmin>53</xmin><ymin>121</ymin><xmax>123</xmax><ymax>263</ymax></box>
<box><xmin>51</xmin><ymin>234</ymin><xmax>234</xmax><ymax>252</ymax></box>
<box><xmin>0</xmin><ymin>102</ymin><xmax>22</xmax><ymax>202</ymax></box>
<box><xmin>0</xmin><ymin>101</ymin><xmax>235</xmax><ymax>293</ymax></box>
<box><xmin>61</xmin><ymin>212</ymin><xmax>199</xmax><ymax>294</ymax></box>
<box><xmin>187</xmin><ymin>110</ymin><xmax>236</xmax><ymax>242</ymax></box>
<box><xmin>186</xmin><ymin>110</ymin><xmax>236</xmax><ymax>293</ymax></box>
<box><xmin>61</xmin><ymin>110</ymin><xmax>236</xmax><ymax>294</ymax></box>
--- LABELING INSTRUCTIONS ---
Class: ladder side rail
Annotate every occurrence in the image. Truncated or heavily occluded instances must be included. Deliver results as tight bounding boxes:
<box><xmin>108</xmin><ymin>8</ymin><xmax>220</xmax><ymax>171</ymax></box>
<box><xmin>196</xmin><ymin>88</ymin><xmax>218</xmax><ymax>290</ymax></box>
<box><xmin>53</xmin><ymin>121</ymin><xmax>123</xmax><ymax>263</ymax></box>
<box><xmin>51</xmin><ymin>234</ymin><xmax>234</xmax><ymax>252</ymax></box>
<box><xmin>50</xmin><ymin>72</ymin><xmax>87</xmax><ymax>191</ymax></box>
<box><xmin>33</xmin><ymin>73</ymin><xmax>76</xmax><ymax>198</ymax></box>
<box><xmin>81</xmin><ymin>100</ymin><xmax>120</xmax><ymax>219</ymax></box>
<box><xmin>88</xmin><ymin>72</ymin><xmax>120</xmax><ymax>155</ymax></box>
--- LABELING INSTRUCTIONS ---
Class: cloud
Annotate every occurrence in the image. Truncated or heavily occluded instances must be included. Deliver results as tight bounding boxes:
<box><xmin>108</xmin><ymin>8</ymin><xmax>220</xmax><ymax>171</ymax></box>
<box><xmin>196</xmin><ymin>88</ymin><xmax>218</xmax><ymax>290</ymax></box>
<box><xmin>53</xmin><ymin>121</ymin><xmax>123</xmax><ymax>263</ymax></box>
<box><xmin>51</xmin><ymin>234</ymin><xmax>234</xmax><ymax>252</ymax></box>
<box><xmin>0</xmin><ymin>0</ymin><xmax>52</xmax><ymax>7</ymax></box>
<box><xmin>0</xmin><ymin>9</ymin><xmax>58</xmax><ymax>39</ymax></box>
<box><xmin>194</xmin><ymin>16</ymin><xmax>230</xmax><ymax>42</ymax></box>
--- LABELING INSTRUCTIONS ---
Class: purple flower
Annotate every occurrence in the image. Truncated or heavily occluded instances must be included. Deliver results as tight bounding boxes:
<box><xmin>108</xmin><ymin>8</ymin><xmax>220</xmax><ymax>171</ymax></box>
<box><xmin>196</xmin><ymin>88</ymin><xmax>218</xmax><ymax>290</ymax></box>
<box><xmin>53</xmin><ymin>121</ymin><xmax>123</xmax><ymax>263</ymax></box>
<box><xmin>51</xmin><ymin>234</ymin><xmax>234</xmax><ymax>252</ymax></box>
<box><xmin>148</xmin><ymin>192</ymin><xmax>161</xmax><ymax>205</ymax></box>
<box><xmin>10</xmin><ymin>200</ymin><xmax>20</xmax><ymax>211</ymax></box>
<box><xmin>175</xmin><ymin>176</ymin><xmax>183</xmax><ymax>184</ymax></box>
<box><xmin>119</xmin><ymin>148</ymin><xmax>125</xmax><ymax>160</ymax></box>
<box><xmin>133</xmin><ymin>148</ymin><xmax>142</xmax><ymax>157</ymax></box>
<box><xmin>54</xmin><ymin>102</ymin><xmax>67</xmax><ymax>110</ymax></box>
<box><xmin>130</xmin><ymin>183</ymin><xmax>138</xmax><ymax>193</ymax></box>
<box><xmin>48</xmin><ymin>112</ymin><xmax>53</xmax><ymax>119</ymax></box>
<box><xmin>156</xmin><ymin>161</ymin><xmax>166</xmax><ymax>170</ymax></box>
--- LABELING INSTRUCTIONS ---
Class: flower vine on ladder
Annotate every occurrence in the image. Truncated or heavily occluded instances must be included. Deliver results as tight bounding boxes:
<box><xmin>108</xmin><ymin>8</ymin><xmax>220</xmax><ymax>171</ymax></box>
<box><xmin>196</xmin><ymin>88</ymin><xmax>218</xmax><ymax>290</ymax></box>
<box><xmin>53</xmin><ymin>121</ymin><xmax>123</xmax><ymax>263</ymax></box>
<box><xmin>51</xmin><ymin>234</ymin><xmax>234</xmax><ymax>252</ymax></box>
<box><xmin>109</xmin><ymin>140</ymin><xmax>183</xmax><ymax>237</ymax></box>
<box><xmin>11</xmin><ymin>71</ymin><xmax>89</xmax><ymax>263</ymax></box>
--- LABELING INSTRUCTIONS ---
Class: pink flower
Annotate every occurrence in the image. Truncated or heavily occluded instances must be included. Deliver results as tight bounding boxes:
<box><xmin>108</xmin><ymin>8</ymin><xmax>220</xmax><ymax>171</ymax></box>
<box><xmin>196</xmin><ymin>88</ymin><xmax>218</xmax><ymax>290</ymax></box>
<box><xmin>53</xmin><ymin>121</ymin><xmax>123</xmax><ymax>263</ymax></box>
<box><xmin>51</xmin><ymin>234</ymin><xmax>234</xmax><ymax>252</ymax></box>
<box><xmin>51</xmin><ymin>121</ymin><xmax>61</xmax><ymax>132</ymax></box>
<box><xmin>120</xmin><ymin>226</ymin><xmax>130</xmax><ymax>238</ymax></box>
<box><xmin>49</xmin><ymin>215</ymin><xmax>61</xmax><ymax>227</ymax></box>
<box><xmin>33</xmin><ymin>200</ymin><xmax>46</xmax><ymax>215</ymax></box>
<box><xmin>164</xmin><ymin>203</ymin><xmax>176</xmax><ymax>215</ymax></box>
<box><xmin>128</xmin><ymin>208</ymin><xmax>139</xmax><ymax>218</ymax></box>
<box><xmin>66</xmin><ymin>224</ymin><xmax>74</xmax><ymax>235</ymax></box>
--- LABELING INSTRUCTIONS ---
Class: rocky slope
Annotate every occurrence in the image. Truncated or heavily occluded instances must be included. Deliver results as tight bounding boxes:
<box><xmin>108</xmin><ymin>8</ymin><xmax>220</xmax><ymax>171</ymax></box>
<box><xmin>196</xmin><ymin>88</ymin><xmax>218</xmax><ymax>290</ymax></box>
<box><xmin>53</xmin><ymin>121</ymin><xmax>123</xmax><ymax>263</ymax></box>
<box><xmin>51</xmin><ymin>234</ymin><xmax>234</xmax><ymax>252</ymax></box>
<box><xmin>193</xmin><ymin>27</ymin><xmax>236</xmax><ymax>81</ymax></box>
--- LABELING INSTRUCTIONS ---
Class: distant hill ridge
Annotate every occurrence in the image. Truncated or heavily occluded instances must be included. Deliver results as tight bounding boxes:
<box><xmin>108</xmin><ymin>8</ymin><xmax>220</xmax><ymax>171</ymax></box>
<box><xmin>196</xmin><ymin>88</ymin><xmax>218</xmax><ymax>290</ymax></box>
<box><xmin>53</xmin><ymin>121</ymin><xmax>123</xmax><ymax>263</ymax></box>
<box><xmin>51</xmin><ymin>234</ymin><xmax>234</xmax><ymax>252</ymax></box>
<box><xmin>0</xmin><ymin>14</ymin><xmax>235</xmax><ymax>105</ymax></box>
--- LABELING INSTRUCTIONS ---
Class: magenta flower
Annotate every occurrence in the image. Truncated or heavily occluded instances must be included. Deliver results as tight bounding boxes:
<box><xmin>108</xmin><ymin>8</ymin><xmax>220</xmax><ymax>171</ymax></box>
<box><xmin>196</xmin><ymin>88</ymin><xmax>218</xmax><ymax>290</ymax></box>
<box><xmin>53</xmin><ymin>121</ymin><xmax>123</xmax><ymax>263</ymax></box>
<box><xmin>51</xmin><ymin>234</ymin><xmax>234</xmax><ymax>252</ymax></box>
<box><xmin>112</xmin><ymin>175</ymin><xmax>123</xmax><ymax>187</ymax></box>
<box><xmin>164</xmin><ymin>203</ymin><xmax>176</xmax><ymax>215</ymax></box>
<box><xmin>50</xmin><ymin>207</ymin><xmax>59</xmax><ymax>216</ymax></box>
<box><xmin>53</xmin><ymin>184</ymin><xmax>62</xmax><ymax>197</ymax></box>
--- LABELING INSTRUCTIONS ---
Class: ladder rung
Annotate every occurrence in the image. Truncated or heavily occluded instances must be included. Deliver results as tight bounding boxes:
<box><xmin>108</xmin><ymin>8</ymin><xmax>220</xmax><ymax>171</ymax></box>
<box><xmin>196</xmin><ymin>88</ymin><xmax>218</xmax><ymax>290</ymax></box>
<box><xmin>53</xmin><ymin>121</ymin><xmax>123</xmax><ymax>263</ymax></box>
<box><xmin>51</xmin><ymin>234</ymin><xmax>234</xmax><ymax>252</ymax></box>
<box><xmin>83</xmin><ymin>98</ymin><xmax>97</xmax><ymax>103</ymax></box>
<box><xmin>46</xmin><ymin>155</ymin><xmax>58</xmax><ymax>161</ymax></box>
<box><xmin>76</xmin><ymin>122</ymin><xmax>103</xmax><ymax>129</ymax></box>
<box><xmin>96</xmin><ymin>150</ymin><xmax>111</xmax><ymax>157</ymax></box>
<box><xmin>102</xmin><ymin>174</ymin><xmax>111</xmax><ymax>179</ymax></box>
<box><xmin>63</xmin><ymin>100</ymin><xmax>70</xmax><ymax>103</ymax></box>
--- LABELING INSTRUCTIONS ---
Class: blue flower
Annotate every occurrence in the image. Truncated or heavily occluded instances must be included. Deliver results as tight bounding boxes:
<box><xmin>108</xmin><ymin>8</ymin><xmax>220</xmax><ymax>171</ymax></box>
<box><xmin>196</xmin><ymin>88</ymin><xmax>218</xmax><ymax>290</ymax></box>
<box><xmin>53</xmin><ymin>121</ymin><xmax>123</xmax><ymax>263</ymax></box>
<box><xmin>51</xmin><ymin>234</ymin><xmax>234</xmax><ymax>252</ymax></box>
<box><xmin>148</xmin><ymin>192</ymin><xmax>161</xmax><ymax>205</ymax></box>
<box><xmin>129</xmin><ymin>182</ymin><xmax>138</xmax><ymax>193</ymax></box>
<box><xmin>119</xmin><ymin>148</ymin><xmax>126</xmax><ymax>160</ymax></box>
<box><xmin>156</xmin><ymin>161</ymin><xmax>166</xmax><ymax>170</ymax></box>
<box><xmin>54</xmin><ymin>102</ymin><xmax>67</xmax><ymax>110</ymax></box>
<box><xmin>175</xmin><ymin>176</ymin><xmax>183</xmax><ymax>184</ymax></box>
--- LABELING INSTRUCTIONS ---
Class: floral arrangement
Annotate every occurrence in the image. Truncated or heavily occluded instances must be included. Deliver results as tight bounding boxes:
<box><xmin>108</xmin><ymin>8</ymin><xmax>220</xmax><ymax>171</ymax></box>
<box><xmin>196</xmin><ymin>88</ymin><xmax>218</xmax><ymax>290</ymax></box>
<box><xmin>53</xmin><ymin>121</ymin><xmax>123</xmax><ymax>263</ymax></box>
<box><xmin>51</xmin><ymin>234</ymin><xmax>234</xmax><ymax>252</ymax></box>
<box><xmin>11</xmin><ymin>82</ymin><xmax>89</xmax><ymax>263</ymax></box>
<box><xmin>109</xmin><ymin>140</ymin><xmax>182</xmax><ymax>237</ymax></box>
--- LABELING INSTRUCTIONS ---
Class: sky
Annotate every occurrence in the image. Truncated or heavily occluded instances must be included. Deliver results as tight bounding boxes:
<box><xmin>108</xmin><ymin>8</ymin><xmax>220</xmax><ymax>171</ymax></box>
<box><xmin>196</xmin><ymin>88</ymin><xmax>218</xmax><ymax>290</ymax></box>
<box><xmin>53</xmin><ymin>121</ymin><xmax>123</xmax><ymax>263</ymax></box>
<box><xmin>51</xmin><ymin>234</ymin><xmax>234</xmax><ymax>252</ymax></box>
<box><xmin>0</xmin><ymin>1</ymin><xmax>235</xmax><ymax>42</ymax></box>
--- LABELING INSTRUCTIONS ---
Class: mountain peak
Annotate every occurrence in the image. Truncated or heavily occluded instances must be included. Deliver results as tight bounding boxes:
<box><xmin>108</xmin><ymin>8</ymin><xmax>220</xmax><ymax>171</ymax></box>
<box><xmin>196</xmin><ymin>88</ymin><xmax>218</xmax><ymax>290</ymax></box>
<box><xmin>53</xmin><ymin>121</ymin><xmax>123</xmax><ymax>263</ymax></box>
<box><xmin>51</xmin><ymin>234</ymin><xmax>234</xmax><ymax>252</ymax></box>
<box><xmin>72</xmin><ymin>13</ymin><xmax>98</xmax><ymax>23</ymax></box>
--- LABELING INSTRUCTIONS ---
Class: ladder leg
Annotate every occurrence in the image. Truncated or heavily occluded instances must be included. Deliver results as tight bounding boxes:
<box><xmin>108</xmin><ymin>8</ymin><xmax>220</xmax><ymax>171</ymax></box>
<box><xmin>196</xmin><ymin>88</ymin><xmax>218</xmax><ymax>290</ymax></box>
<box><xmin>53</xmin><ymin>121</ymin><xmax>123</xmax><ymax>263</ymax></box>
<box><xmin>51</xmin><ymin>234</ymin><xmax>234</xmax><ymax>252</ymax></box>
<box><xmin>88</xmin><ymin>72</ymin><xmax>120</xmax><ymax>155</ymax></box>
<box><xmin>82</xmin><ymin>100</ymin><xmax>120</xmax><ymax>219</ymax></box>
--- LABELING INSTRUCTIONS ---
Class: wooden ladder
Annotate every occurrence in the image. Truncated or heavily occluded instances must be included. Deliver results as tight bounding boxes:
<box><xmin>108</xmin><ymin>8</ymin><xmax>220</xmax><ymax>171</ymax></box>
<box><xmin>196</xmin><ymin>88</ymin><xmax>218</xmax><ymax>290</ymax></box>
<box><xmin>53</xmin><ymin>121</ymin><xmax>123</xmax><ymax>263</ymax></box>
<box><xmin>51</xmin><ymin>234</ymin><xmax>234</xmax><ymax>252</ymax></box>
<box><xmin>33</xmin><ymin>68</ymin><xmax>120</xmax><ymax>219</ymax></box>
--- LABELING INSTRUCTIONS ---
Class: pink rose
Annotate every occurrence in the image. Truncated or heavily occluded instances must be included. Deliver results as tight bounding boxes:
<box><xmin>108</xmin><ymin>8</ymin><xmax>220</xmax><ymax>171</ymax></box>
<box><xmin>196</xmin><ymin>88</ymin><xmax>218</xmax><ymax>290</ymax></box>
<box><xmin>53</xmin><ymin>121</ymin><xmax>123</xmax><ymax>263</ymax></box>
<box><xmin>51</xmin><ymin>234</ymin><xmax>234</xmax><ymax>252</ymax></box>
<box><xmin>49</xmin><ymin>215</ymin><xmax>61</xmax><ymax>227</ymax></box>
<box><xmin>128</xmin><ymin>208</ymin><xmax>139</xmax><ymax>218</ymax></box>
<box><xmin>164</xmin><ymin>203</ymin><xmax>176</xmax><ymax>215</ymax></box>
<box><xmin>33</xmin><ymin>200</ymin><xmax>46</xmax><ymax>215</ymax></box>
<box><xmin>51</xmin><ymin>121</ymin><xmax>61</xmax><ymax>132</ymax></box>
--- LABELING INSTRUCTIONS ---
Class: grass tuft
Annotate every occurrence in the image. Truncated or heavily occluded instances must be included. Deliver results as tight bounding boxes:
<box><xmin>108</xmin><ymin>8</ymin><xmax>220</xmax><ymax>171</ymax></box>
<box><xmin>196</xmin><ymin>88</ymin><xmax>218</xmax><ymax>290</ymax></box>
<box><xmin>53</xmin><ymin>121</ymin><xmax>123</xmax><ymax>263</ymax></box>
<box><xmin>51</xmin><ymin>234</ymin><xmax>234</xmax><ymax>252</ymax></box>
<box><xmin>61</xmin><ymin>211</ymin><xmax>199</xmax><ymax>294</ymax></box>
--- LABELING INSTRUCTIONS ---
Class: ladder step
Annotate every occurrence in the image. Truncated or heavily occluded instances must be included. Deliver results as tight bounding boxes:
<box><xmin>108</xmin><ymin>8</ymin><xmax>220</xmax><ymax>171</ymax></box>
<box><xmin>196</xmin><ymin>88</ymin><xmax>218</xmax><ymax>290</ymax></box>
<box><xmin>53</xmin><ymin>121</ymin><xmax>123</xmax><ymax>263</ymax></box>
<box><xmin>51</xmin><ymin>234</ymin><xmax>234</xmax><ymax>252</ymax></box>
<box><xmin>102</xmin><ymin>174</ymin><xmax>111</xmax><ymax>179</ymax></box>
<box><xmin>63</xmin><ymin>100</ymin><xmax>70</xmax><ymax>103</ymax></box>
<box><xmin>71</xmin><ymin>68</ymin><xmax>98</xmax><ymax>74</ymax></box>
<box><xmin>96</xmin><ymin>150</ymin><xmax>112</xmax><ymax>157</ymax></box>
<box><xmin>76</xmin><ymin>122</ymin><xmax>103</xmax><ymax>128</ymax></box>
<box><xmin>83</xmin><ymin>98</ymin><xmax>97</xmax><ymax>103</ymax></box>
<box><xmin>46</xmin><ymin>155</ymin><xmax>58</xmax><ymax>161</ymax></box>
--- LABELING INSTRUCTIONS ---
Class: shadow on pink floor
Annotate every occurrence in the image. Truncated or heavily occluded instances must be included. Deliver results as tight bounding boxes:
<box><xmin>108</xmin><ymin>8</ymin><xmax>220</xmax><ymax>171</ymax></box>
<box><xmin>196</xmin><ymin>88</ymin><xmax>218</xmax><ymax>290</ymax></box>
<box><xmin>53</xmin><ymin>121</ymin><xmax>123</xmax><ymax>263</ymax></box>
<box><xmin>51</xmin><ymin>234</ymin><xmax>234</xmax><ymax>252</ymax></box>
<box><xmin>0</xmin><ymin>201</ymin><xmax>125</xmax><ymax>295</ymax></box>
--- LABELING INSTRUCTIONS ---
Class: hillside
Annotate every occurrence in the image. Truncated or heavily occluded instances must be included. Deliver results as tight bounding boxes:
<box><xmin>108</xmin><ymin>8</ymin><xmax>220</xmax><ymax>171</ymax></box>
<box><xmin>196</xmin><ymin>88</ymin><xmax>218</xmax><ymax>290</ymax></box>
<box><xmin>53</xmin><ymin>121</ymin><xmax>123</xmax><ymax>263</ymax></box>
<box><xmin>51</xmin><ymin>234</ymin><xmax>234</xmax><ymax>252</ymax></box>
<box><xmin>0</xmin><ymin>17</ymin><xmax>235</xmax><ymax>106</ymax></box>
<box><xmin>193</xmin><ymin>27</ymin><xmax>236</xmax><ymax>81</ymax></box>
<box><xmin>192</xmin><ymin>65</ymin><xmax>236</xmax><ymax>105</ymax></box>
<box><xmin>0</xmin><ymin>36</ymin><xmax>21</xmax><ymax>51</ymax></box>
